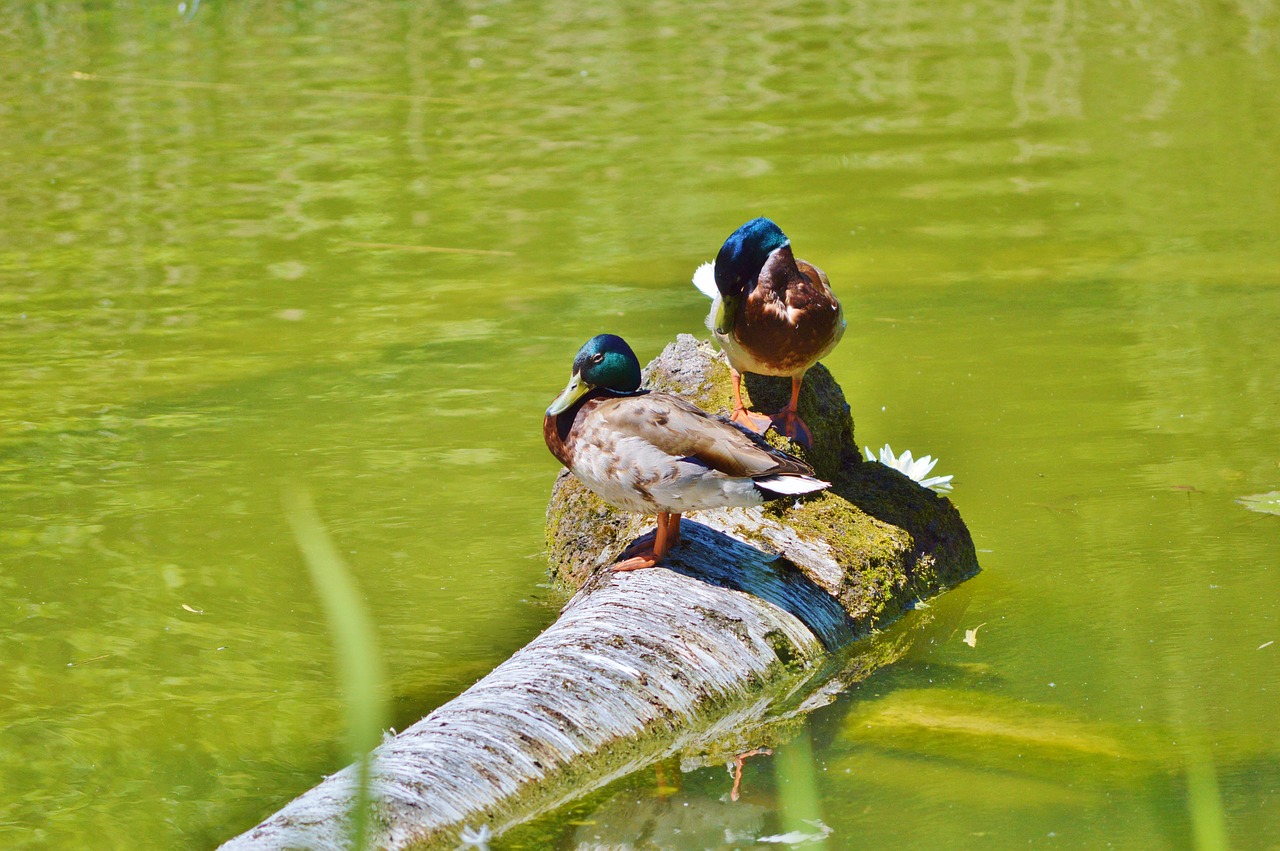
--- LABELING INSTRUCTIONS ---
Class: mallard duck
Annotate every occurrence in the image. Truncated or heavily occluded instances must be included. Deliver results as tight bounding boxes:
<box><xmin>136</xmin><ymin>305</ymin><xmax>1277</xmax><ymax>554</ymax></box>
<box><xmin>544</xmin><ymin>334</ymin><xmax>829</xmax><ymax>571</ymax></box>
<box><xmin>693</xmin><ymin>217</ymin><xmax>845</xmax><ymax>448</ymax></box>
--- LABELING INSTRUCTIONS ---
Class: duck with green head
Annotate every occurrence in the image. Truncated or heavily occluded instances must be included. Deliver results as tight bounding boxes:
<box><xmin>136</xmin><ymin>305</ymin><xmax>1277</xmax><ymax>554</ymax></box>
<box><xmin>693</xmin><ymin>217</ymin><xmax>845</xmax><ymax>449</ymax></box>
<box><xmin>544</xmin><ymin>334</ymin><xmax>829</xmax><ymax>571</ymax></box>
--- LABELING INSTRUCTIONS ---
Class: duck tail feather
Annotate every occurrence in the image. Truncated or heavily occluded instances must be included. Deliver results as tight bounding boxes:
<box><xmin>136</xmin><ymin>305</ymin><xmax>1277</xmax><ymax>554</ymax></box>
<box><xmin>692</xmin><ymin>262</ymin><xmax>718</xmax><ymax>299</ymax></box>
<box><xmin>754</xmin><ymin>474</ymin><xmax>830</xmax><ymax>496</ymax></box>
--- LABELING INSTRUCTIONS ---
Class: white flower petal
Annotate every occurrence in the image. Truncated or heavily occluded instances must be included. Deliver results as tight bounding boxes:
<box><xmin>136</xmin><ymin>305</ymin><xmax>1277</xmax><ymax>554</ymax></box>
<box><xmin>869</xmin><ymin>443</ymin><xmax>954</xmax><ymax>493</ymax></box>
<box><xmin>920</xmin><ymin>474</ymin><xmax>954</xmax><ymax>492</ymax></box>
<box><xmin>916</xmin><ymin>455</ymin><xmax>939</xmax><ymax>478</ymax></box>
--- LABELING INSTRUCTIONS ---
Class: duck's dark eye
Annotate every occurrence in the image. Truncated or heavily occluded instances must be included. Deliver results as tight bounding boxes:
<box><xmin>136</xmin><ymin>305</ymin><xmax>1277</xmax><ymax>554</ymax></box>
<box><xmin>591</xmin><ymin>353</ymin><xmax>605</xmax><ymax>364</ymax></box>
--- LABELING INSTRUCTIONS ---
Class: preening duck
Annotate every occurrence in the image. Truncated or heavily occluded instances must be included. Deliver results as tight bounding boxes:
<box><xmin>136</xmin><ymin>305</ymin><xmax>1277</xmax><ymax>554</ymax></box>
<box><xmin>544</xmin><ymin>334</ymin><xmax>829</xmax><ymax>571</ymax></box>
<box><xmin>693</xmin><ymin>217</ymin><xmax>845</xmax><ymax>448</ymax></box>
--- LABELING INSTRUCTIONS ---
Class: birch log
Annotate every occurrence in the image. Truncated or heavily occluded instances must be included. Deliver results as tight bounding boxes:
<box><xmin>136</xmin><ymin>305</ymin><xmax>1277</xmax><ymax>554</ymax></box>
<box><xmin>221</xmin><ymin>334</ymin><xmax>979</xmax><ymax>850</ymax></box>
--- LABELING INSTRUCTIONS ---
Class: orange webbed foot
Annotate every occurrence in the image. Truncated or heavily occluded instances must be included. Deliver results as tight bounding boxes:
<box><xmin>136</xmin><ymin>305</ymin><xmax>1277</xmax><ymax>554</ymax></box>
<box><xmin>770</xmin><ymin>375</ymin><xmax>813</xmax><ymax>448</ymax></box>
<box><xmin>614</xmin><ymin>536</ymin><xmax>660</xmax><ymax>571</ymax></box>
<box><xmin>612</xmin><ymin>512</ymin><xmax>679</xmax><ymax>572</ymax></box>
<box><xmin>729</xmin><ymin>368</ymin><xmax>773</xmax><ymax>434</ymax></box>
<box><xmin>612</xmin><ymin>552</ymin><xmax>660</xmax><ymax>572</ymax></box>
<box><xmin>730</xmin><ymin>407</ymin><xmax>773</xmax><ymax>434</ymax></box>
<box><xmin>770</xmin><ymin>409</ymin><xmax>813</xmax><ymax>449</ymax></box>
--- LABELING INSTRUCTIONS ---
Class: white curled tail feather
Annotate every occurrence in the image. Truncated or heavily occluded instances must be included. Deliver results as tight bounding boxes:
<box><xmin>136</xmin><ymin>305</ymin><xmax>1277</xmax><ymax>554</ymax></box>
<box><xmin>754</xmin><ymin>474</ymin><xmax>829</xmax><ymax>496</ymax></box>
<box><xmin>692</xmin><ymin>261</ymin><xmax>721</xmax><ymax>333</ymax></box>
<box><xmin>692</xmin><ymin>262</ymin><xmax>718</xmax><ymax>299</ymax></box>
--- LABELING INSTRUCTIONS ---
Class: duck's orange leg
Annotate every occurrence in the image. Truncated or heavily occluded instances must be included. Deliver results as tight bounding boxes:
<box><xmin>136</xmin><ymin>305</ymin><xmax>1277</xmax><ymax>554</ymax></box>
<box><xmin>615</xmin><ymin>513</ymin><xmax>684</xmax><ymax>571</ymax></box>
<box><xmin>770</xmin><ymin>375</ymin><xmax>813</xmax><ymax>449</ymax></box>
<box><xmin>615</xmin><ymin>512</ymin><xmax>672</xmax><ymax>571</ymax></box>
<box><xmin>729</xmin><ymin>368</ymin><xmax>773</xmax><ymax>434</ymax></box>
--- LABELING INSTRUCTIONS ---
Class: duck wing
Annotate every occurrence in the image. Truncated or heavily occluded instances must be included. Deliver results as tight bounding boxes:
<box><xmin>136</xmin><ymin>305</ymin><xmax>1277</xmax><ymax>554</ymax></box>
<box><xmin>788</xmin><ymin>257</ymin><xmax>845</xmax><ymax>355</ymax></box>
<box><xmin>598</xmin><ymin>393</ymin><xmax>814</xmax><ymax>479</ymax></box>
<box><xmin>794</xmin><ymin>258</ymin><xmax>837</xmax><ymax>303</ymax></box>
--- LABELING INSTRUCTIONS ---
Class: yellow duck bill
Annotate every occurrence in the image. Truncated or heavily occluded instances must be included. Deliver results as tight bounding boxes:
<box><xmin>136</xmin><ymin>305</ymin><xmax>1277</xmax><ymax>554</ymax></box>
<box><xmin>546</xmin><ymin>372</ymin><xmax>590</xmax><ymax>415</ymax></box>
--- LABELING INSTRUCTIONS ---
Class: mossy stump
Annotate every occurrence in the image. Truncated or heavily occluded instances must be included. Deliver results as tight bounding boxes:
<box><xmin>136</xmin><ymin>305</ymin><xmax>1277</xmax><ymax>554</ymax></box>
<box><xmin>547</xmin><ymin>333</ymin><xmax>978</xmax><ymax>635</ymax></box>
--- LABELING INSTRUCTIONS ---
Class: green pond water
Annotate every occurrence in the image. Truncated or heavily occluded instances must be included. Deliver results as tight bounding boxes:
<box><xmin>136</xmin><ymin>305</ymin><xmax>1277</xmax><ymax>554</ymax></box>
<box><xmin>2</xmin><ymin>1</ymin><xmax>1279</xmax><ymax>848</ymax></box>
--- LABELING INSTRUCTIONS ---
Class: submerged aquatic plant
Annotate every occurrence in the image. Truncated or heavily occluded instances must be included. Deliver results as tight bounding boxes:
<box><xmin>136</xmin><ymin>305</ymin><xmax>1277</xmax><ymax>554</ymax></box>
<box><xmin>865</xmin><ymin>444</ymin><xmax>954</xmax><ymax>493</ymax></box>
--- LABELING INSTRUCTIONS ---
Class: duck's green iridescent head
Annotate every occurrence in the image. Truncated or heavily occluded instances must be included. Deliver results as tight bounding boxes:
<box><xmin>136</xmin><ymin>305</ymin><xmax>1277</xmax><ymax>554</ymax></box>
<box><xmin>713</xmin><ymin>217</ymin><xmax>790</xmax><ymax>300</ymax></box>
<box><xmin>546</xmin><ymin>334</ymin><xmax>643</xmax><ymax>415</ymax></box>
<box><xmin>711</xmin><ymin>217</ymin><xmax>789</xmax><ymax>334</ymax></box>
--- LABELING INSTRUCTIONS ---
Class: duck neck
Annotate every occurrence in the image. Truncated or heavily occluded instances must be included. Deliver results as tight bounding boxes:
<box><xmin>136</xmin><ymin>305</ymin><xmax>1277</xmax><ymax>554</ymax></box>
<box><xmin>543</xmin><ymin>391</ymin><xmax>601</xmax><ymax>467</ymax></box>
<box><xmin>543</xmin><ymin>388</ymin><xmax>646</xmax><ymax>468</ymax></box>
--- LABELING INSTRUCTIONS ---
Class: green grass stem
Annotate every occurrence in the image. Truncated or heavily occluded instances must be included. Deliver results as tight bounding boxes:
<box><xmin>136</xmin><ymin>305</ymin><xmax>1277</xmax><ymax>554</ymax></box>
<box><xmin>283</xmin><ymin>485</ymin><xmax>389</xmax><ymax>851</ymax></box>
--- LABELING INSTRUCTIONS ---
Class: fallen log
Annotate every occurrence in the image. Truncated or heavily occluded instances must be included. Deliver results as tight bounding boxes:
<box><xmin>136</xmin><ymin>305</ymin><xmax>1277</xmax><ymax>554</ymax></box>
<box><xmin>221</xmin><ymin>334</ymin><xmax>978</xmax><ymax>850</ymax></box>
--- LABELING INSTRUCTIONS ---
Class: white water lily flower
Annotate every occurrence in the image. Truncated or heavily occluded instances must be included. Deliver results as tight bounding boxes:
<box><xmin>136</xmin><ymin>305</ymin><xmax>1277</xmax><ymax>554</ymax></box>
<box><xmin>457</xmin><ymin>824</ymin><xmax>492</xmax><ymax>850</ymax></box>
<box><xmin>864</xmin><ymin>443</ymin><xmax>954</xmax><ymax>493</ymax></box>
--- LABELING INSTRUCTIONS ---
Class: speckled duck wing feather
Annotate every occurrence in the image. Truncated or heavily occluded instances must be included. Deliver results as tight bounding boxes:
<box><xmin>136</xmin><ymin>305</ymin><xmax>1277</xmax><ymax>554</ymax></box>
<box><xmin>794</xmin><ymin>258</ymin><xmax>833</xmax><ymax>298</ymax></box>
<box><xmin>790</xmin><ymin>259</ymin><xmax>840</xmax><ymax>314</ymax></box>
<box><xmin>774</xmin><ymin>258</ymin><xmax>843</xmax><ymax>359</ymax></box>
<box><xmin>597</xmin><ymin>393</ymin><xmax>814</xmax><ymax>479</ymax></box>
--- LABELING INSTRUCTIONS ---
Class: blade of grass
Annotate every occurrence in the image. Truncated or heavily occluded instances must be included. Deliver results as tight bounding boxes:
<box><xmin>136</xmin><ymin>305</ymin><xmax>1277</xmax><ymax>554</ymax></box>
<box><xmin>283</xmin><ymin>485</ymin><xmax>389</xmax><ymax>851</ymax></box>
